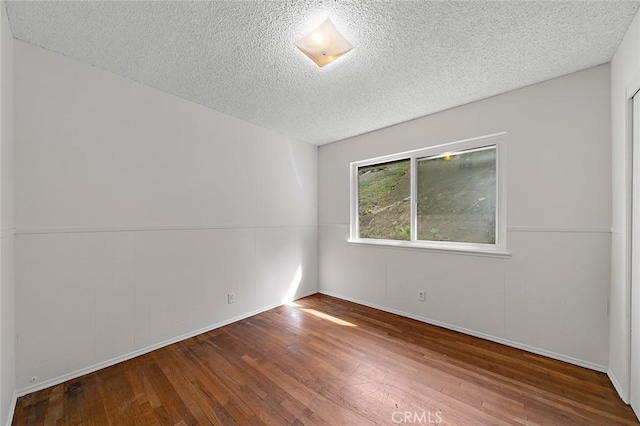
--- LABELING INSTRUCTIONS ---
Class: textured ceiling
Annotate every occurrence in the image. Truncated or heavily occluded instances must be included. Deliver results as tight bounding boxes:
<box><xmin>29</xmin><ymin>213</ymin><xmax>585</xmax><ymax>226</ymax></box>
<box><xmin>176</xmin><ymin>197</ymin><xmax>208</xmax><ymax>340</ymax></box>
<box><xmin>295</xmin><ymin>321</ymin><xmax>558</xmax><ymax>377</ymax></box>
<box><xmin>5</xmin><ymin>1</ymin><xmax>640</xmax><ymax>145</ymax></box>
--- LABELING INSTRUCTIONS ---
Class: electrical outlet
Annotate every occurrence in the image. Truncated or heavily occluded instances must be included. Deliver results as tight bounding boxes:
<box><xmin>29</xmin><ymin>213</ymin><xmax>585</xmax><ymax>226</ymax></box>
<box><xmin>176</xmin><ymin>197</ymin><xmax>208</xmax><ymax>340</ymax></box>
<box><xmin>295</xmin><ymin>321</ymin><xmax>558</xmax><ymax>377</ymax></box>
<box><xmin>418</xmin><ymin>290</ymin><xmax>426</xmax><ymax>302</ymax></box>
<box><xmin>227</xmin><ymin>292</ymin><xmax>236</xmax><ymax>304</ymax></box>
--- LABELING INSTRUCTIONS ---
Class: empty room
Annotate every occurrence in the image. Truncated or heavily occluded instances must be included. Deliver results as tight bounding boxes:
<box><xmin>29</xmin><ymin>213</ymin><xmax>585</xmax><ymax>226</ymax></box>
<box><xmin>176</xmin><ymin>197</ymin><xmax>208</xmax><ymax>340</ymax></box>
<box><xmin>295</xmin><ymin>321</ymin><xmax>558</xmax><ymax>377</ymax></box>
<box><xmin>2</xmin><ymin>0</ymin><xmax>640</xmax><ymax>424</ymax></box>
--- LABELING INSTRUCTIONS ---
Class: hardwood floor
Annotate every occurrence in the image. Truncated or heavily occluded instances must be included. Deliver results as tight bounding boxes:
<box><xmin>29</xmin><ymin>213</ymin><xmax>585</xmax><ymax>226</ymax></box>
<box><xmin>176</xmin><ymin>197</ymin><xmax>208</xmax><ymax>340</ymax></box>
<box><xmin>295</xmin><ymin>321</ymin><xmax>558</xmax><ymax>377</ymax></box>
<box><xmin>12</xmin><ymin>294</ymin><xmax>639</xmax><ymax>425</ymax></box>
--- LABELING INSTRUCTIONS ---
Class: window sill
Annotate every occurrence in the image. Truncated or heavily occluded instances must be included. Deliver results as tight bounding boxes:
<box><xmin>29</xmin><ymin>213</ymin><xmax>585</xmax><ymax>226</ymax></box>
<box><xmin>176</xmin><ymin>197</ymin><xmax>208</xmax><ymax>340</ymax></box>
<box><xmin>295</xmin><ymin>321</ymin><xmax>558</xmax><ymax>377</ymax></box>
<box><xmin>347</xmin><ymin>238</ymin><xmax>511</xmax><ymax>258</ymax></box>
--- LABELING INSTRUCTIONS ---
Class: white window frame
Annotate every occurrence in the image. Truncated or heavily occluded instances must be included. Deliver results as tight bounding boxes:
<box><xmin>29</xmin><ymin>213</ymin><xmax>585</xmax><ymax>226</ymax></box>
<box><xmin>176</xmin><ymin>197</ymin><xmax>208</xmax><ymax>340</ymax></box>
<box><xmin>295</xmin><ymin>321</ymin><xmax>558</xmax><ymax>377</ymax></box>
<box><xmin>349</xmin><ymin>132</ymin><xmax>509</xmax><ymax>258</ymax></box>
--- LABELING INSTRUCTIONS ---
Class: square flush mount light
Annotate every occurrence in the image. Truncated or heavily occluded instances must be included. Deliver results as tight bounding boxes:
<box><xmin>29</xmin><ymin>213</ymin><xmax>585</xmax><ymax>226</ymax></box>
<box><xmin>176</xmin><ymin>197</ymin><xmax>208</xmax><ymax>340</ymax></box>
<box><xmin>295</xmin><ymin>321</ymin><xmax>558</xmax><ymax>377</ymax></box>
<box><xmin>295</xmin><ymin>18</ymin><xmax>353</xmax><ymax>67</ymax></box>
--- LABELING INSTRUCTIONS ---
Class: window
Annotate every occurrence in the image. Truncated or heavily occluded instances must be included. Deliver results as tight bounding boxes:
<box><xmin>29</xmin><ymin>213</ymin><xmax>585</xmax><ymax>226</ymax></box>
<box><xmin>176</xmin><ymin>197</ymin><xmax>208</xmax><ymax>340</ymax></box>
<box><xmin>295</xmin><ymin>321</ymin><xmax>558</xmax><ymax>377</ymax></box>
<box><xmin>350</xmin><ymin>133</ymin><xmax>508</xmax><ymax>256</ymax></box>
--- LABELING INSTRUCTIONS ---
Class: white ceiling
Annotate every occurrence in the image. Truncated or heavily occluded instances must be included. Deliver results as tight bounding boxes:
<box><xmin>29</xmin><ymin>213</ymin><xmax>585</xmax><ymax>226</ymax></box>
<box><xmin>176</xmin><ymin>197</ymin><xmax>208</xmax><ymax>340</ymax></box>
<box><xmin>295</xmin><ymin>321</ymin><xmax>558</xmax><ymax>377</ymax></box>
<box><xmin>5</xmin><ymin>1</ymin><xmax>640</xmax><ymax>145</ymax></box>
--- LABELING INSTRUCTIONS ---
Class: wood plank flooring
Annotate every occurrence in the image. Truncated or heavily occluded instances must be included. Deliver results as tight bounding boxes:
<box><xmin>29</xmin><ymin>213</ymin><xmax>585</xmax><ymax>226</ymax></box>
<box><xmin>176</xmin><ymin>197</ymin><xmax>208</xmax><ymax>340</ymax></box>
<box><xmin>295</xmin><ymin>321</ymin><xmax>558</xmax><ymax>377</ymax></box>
<box><xmin>12</xmin><ymin>294</ymin><xmax>639</xmax><ymax>425</ymax></box>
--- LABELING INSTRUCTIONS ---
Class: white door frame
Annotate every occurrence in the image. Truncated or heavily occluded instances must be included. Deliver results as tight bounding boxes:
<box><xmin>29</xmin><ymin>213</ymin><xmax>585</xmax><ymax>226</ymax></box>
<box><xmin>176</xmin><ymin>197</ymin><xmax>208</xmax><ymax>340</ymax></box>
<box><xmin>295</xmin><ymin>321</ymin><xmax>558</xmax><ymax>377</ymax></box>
<box><xmin>627</xmin><ymin>72</ymin><xmax>640</xmax><ymax>414</ymax></box>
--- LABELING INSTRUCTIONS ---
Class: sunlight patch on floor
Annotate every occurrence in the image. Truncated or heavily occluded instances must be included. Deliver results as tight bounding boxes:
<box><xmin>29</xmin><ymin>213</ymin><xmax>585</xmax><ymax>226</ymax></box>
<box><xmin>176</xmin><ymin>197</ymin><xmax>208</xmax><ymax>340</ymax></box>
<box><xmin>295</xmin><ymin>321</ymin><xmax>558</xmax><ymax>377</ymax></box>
<box><xmin>300</xmin><ymin>308</ymin><xmax>357</xmax><ymax>327</ymax></box>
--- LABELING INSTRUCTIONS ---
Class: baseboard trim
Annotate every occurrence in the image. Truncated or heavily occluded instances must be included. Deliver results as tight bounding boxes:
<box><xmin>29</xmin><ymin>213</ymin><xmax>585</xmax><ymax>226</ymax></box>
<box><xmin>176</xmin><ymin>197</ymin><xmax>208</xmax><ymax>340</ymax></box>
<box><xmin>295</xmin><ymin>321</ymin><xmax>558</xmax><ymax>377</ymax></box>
<box><xmin>608</xmin><ymin>369</ymin><xmax>630</xmax><ymax>404</ymax></box>
<box><xmin>319</xmin><ymin>290</ymin><xmax>608</xmax><ymax>373</ymax></box>
<box><xmin>5</xmin><ymin>391</ymin><xmax>17</xmax><ymax>426</ymax></box>
<box><xmin>15</xmin><ymin>290</ymin><xmax>318</xmax><ymax>398</ymax></box>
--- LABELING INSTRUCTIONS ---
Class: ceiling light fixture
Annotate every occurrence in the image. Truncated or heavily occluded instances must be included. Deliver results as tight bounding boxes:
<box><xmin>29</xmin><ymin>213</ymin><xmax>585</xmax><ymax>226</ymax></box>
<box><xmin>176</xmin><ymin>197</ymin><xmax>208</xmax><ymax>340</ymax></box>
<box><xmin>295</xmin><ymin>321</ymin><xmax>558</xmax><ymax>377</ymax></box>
<box><xmin>295</xmin><ymin>18</ymin><xmax>353</xmax><ymax>68</ymax></box>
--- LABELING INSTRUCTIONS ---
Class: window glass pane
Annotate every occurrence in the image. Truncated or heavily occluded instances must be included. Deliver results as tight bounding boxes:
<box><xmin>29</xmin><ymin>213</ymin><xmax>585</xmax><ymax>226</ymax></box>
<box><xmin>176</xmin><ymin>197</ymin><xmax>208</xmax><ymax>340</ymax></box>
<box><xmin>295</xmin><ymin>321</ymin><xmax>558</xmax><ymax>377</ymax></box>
<box><xmin>417</xmin><ymin>146</ymin><xmax>496</xmax><ymax>244</ymax></box>
<box><xmin>358</xmin><ymin>159</ymin><xmax>411</xmax><ymax>240</ymax></box>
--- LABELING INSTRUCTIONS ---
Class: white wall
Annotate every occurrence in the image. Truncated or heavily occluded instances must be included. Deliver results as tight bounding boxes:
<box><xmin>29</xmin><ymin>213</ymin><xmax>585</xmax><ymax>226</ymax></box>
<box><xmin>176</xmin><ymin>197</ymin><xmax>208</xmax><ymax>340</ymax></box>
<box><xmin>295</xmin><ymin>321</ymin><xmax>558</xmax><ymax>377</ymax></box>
<box><xmin>13</xmin><ymin>40</ymin><xmax>318</xmax><ymax>393</ymax></box>
<box><xmin>319</xmin><ymin>65</ymin><xmax>612</xmax><ymax>370</ymax></box>
<box><xmin>0</xmin><ymin>2</ymin><xmax>15</xmax><ymax>424</ymax></box>
<box><xmin>610</xmin><ymin>8</ymin><xmax>640</xmax><ymax>406</ymax></box>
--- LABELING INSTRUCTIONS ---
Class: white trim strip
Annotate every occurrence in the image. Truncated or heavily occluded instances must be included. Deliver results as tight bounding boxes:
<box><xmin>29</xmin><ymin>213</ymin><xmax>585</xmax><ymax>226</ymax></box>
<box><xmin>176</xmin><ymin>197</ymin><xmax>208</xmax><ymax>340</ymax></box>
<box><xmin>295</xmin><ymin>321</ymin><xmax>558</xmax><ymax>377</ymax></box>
<box><xmin>507</xmin><ymin>226</ymin><xmax>611</xmax><ymax>234</ymax></box>
<box><xmin>348</xmin><ymin>238</ymin><xmax>511</xmax><ymax>258</ymax></box>
<box><xmin>12</xmin><ymin>225</ymin><xmax>612</xmax><ymax>236</ymax></box>
<box><xmin>15</xmin><ymin>290</ymin><xmax>318</xmax><ymax>398</ymax></box>
<box><xmin>608</xmin><ymin>369</ymin><xmax>630</xmax><ymax>404</ymax></box>
<box><xmin>321</xmin><ymin>224</ymin><xmax>611</xmax><ymax>234</ymax></box>
<box><xmin>319</xmin><ymin>290</ymin><xmax>608</xmax><ymax>373</ymax></box>
<box><xmin>4</xmin><ymin>391</ymin><xmax>17</xmax><ymax>426</ymax></box>
<box><xmin>14</xmin><ymin>224</ymin><xmax>316</xmax><ymax>236</ymax></box>
<box><xmin>626</xmin><ymin>72</ymin><xmax>640</xmax><ymax>99</ymax></box>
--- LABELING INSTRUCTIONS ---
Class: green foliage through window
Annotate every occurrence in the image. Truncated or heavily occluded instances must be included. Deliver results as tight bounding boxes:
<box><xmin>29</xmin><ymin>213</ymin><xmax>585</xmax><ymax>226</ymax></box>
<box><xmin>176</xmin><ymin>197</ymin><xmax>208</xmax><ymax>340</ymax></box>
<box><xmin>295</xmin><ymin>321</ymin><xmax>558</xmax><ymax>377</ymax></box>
<box><xmin>357</xmin><ymin>159</ymin><xmax>410</xmax><ymax>240</ymax></box>
<box><xmin>356</xmin><ymin>145</ymin><xmax>498</xmax><ymax>246</ymax></box>
<box><xmin>417</xmin><ymin>147</ymin><xmax>496</xmax><ymax>244</ymax></box>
